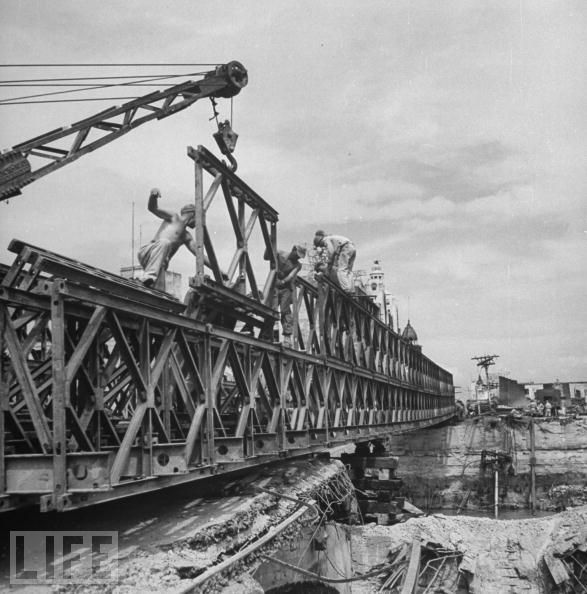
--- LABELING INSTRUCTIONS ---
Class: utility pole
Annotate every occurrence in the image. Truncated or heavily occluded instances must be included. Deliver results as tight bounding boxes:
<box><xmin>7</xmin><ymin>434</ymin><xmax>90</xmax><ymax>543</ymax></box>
<box><xmin>472</xmin><ymin>354</ymin><xmax>499</xmax><ymax>404</ymax></box>
<box><xmin>530</xmin><ymin>418</ymin><xmax>536</xmax><ymax>515</ymax></box>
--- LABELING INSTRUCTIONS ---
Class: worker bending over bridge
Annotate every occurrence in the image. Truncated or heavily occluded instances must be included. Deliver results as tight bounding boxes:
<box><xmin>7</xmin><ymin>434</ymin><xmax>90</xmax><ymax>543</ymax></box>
<box><xmin>313</xmin><ymin>229</ymin><xmax>356</xmax><ymax>293</ymax></box>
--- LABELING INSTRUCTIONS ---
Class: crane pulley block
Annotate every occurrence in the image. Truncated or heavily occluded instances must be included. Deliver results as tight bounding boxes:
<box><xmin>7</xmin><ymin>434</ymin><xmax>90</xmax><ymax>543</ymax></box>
<box><xmin>207</xmin><ymin>61</ymin><xmax>248</xmax><ymax>98</ymax></box>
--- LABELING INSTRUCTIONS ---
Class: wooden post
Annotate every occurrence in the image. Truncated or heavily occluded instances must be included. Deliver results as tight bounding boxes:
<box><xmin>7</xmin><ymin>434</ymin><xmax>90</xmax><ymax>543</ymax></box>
<box><xmin>494</xmin><ymin>450</ymin><xmax>499</xmax><ymax>519</ymax></box>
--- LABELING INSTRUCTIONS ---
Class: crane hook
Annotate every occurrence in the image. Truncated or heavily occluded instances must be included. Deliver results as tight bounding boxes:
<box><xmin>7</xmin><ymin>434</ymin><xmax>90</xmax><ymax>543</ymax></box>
<box><xmin>213</xmin><ymin>120</ymin><xmax>239</xmax><ymax>172</ymax></box>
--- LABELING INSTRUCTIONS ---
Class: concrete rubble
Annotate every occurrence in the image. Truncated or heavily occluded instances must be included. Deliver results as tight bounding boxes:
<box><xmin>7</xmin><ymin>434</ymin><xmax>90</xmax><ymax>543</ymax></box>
<box><xmin>351</xmin><ymin>505</ymin><xmax>587</xmax><ymax>593</ymax></box>
<box><xmin>58</xmin><ymin>458</ymin><xmax>355</xmax><ymax>594</ymax></box>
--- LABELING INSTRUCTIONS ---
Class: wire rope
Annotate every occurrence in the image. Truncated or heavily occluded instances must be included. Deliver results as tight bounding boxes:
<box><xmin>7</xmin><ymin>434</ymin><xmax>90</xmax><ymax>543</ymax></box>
<box><xmin>0</xmin><ymin>72</ymin><xmax>209</xmax><ymax>84</ymax></box>
<box><xmin>0</xmin><ymin>83</ymin><xmax>178</xmax><ymax>87</ymax></box>
<box><xmin>0</xmin><ymin>63</ymin><xmax>219</xmax><ymax>67</ymax></box>
<box><xmin>0</xmin><ymin>97</ymin><xmax>146</xmax><ymax>105</ymax></box>
<box><xmin>0</xmin><ymin>71</ymin><xmax>207</xmax><ymax>104</ymax></box>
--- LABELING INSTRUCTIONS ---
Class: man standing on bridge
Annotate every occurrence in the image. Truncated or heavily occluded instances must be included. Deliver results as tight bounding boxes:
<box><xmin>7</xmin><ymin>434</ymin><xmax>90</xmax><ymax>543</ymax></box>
<box><xmin>137</xmin><ymin>188</ymin><xmax>210</xmax><ymax>290</ymax></box>
<box><xmin>313</xmin><ymin>230</ymin><xmax>356</xmax><ymax>293</ymax></box>
<box><xmin>262</xmin><ymin>244</ymin><xmax>307</xmax><ymax>347</ymax></box>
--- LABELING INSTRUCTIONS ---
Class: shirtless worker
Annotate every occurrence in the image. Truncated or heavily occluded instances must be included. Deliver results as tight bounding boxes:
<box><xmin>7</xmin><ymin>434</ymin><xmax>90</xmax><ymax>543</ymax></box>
<box><xmin>138</xmin><ymin>188</ymin><xmax>210</xmax><ymax>290</ymax></box>
<box><xmin>313</xmin><ymin>230</ymin><xmax>356</xmax><ymax>293</ymax></box>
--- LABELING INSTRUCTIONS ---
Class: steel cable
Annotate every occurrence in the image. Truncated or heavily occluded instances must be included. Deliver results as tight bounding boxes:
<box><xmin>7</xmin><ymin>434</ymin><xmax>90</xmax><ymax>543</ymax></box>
<box><xmin>0</xmin><ymin>71</ymin><xmax>208</xmax><ymax>104</ymax></box>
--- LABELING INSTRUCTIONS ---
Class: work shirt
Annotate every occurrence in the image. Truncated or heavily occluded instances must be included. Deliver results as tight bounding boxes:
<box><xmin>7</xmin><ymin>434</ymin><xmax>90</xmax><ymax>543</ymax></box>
<box><xmin>276</xmin><ymin>250</ymin><xmax>300</xmax><ymax>285</ymax></box>
<box><xmin>322</xmin><ymin>235</ymin><xmax>351</xmax><ymax>258</ymax></box>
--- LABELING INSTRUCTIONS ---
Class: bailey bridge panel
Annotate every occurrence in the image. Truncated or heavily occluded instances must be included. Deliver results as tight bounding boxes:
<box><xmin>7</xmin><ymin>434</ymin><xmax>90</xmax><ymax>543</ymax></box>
<box><xmin>0</xmin><ymin>148</ymin><xmax>454</xmax><ymax>512</ymax></box>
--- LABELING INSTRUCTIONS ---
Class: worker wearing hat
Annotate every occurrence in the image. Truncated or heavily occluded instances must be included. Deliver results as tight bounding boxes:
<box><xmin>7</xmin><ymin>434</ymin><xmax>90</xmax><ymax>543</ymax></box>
<box><xmin>268</xmin><ymin>244</ymin><xmax>307</xmax><ymax>347</ymax></box>
<box><xmin>137</xmin><ymin>188</ymin><xmax>210</xmax><ymax>290</ymax></box>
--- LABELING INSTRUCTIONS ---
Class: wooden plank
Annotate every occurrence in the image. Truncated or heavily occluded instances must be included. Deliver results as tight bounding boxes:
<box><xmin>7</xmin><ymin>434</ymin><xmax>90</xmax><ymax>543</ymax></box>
<box><xmin>544</xmin><ymin>551</ymin><xmax>570</xmax><ymax>586</ymax></box>
<box><xmin>401</xmin><ymin>539</ymin><xmax>421</xmax><ymax>594</ymax></box>
<box><xmin>402</xmin><ymin>500</ymin><xmax>425</xmax><ymax>516</ymax></box>
<box><xmin>341</xmin><ymin>454</ymin><xmax>399</xmax><ymax>469</ymax></box>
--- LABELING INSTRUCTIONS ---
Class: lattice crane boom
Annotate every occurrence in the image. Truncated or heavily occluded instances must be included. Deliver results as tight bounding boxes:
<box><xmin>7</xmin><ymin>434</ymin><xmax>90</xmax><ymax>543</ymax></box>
<box><xmin>0</xmin><ymin>60</ymin><xmax>248</xmax><ymax>201</ymax></box>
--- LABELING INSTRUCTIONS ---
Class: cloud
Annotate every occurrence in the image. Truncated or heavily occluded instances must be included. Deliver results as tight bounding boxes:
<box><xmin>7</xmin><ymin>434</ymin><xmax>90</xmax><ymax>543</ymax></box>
<box><xmin>1</xmin><ymin>1</ymin><xmax>586</xmax><ymax>393</ymax></box>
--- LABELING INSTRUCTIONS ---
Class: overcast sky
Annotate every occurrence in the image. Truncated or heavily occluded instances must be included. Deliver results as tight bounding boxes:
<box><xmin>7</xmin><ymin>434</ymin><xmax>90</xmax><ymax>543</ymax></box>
<box><xmin>1</xmin><ymin>1</ymin><xmax>585</xmax><ymax>394</ymax></box>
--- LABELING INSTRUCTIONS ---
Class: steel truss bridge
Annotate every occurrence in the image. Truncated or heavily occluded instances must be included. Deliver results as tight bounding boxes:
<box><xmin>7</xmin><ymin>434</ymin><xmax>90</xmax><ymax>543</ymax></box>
<box><xmin>0</xmin><ymin>147</ymin><xmax>455</xmax><ymax>512</ymax></box>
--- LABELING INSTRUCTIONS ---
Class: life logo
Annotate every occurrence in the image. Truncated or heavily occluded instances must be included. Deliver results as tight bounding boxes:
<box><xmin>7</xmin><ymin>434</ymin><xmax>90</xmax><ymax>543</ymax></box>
<box><xmin>10</xmin><ymin>531</ymin><xmax>118</xmax><ymax>584</ymax></box>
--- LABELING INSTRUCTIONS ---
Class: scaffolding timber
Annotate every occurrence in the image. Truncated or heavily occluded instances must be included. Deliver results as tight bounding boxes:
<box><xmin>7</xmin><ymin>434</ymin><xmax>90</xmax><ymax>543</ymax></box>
<box><xmin>0</xmin><ymin>147</ymin><xmax>455</xmax><ymax>512</ymax></box>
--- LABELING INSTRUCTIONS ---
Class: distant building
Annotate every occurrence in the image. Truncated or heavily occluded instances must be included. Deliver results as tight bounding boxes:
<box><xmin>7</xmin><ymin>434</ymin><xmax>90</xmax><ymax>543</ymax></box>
<box><xmin>523</xmin><ymin>381</ymin><xmax>587</xmax><ymax>411</ymax></box>
<box><xmin>363</xmin><ymin>260</ymin><xmax>399</xmax><ymax>330</ymax></box>
<box><xmin>468</xmin><ymin>373</ymin><xmax>526</xmax><ymax>408</ymax></box>
<box><xmin>495</xmin><ymin>376</ymin><xmax>526</xmax><ymax>407</ymax></box>
<box><xmin>524</xmin><ymin>383</ymin><xmax>543</xmax><ymax>402</ymax></box>
<box><xmin>569</xmin><ymin>382</ymin><xmax>587</xmax><ymax>402</ymax></box>
<box><xmin>120</xmin><ymin>265</ymin><xmax>183</xmax><ymax>300</ymax></box>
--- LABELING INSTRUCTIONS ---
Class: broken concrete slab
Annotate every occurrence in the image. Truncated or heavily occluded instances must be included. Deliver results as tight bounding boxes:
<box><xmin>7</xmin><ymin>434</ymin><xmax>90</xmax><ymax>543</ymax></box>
<box><xmin>351</xmin><ymin>505</ymin><xmax>587</xmax><ymax>593</ymax></box>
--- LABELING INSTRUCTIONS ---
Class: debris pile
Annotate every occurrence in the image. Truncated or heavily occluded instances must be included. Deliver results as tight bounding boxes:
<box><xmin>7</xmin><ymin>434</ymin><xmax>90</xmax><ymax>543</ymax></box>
<box><xmin>351</xmin><ymin>505</ymin><xmax>587</xmax><ymax>593</ymax></box>
<box><xmin>58</xmin><ymin>458</ymin><xmax>354</xmax><ymax>593</ymax></box>
<box><xmin>375</xmin><ymin>541</ymin><xmax>464</xmax><ymax>592</ymax></box>
<box><xmin>544</xmin><ymin>515</ymin><xmax>587</xmax><ymax>592</ymax></box>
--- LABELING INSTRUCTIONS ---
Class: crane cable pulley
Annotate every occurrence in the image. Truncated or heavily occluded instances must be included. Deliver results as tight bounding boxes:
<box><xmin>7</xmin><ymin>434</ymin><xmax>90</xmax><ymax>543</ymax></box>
<box><xmin>210</xmin><ymin>96</ymin><xmax>239</xmax><ymax>172</ymax></box>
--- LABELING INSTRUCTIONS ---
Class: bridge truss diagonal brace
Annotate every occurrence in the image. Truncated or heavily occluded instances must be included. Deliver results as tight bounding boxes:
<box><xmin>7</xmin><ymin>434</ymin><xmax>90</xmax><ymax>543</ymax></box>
<box><xmin>2</xmin><ymin>307</ymin><xmax>52</xmax><ymax>452</ymax></box>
